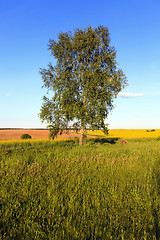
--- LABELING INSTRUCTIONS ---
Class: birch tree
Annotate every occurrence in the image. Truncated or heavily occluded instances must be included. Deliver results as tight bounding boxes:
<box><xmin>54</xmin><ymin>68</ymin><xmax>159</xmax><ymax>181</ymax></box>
<box><xmin>39</xmin><ymin>26</ymin><xmax>127</xmax><ymax>145</ymax></box>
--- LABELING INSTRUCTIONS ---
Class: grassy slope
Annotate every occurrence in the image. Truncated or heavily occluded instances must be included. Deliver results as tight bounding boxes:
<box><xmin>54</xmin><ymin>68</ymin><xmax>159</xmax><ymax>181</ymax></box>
<box><xmin>1</xmin><ymin>138</ymin><xmax>160</xmax><ymax>239</ymax></box>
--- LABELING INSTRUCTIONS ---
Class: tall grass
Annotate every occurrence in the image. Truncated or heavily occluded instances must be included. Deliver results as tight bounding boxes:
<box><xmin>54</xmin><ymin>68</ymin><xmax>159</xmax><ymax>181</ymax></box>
<box><xmin>1</xmin><ymin>138</ymin><xmax>160</xmax><ymax>239</ymax></box>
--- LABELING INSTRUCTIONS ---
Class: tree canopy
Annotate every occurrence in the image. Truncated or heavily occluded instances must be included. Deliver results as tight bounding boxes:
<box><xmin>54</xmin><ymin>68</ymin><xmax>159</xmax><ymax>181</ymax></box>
<box><xmin>39</xmin><ymin>26</ymin><xmax>127</xmax><ymax>145</ymax></box>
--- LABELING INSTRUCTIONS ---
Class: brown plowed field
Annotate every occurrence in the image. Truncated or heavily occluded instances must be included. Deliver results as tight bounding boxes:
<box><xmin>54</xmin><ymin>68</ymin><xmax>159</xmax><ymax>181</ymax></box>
<box><xmin>0</xmin><ymin>129</ymin><xmax>96</xmax><ymax>141</ymax></box>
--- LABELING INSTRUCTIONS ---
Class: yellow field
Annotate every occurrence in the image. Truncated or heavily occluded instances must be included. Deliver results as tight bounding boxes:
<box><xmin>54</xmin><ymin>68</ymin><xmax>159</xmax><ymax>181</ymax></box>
<box><xmin>87</xmin><ymin>129</ymin><xmax>160</xmax><ymax>139</ymax></box>
<box><xmin>0</xmin><ymin>138</ymin><xmax>71</xmax><ymax>144</ymax></box>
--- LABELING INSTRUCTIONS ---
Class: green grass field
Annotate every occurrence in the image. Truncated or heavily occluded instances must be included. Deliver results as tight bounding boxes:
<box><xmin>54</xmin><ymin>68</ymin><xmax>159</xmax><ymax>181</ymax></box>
<box><xmin>1</xmin><ymin>138</ymin><xmax>160</xmax><ymax>239</ymax></box>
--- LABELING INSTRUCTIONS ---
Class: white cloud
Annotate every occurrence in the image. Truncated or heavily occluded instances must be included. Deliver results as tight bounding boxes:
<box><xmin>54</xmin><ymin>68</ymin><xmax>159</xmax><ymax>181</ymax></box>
<box><xmin>118</xmin><ymin>92</ymin><xmax>144</xmax><ymax>98</ymax></box>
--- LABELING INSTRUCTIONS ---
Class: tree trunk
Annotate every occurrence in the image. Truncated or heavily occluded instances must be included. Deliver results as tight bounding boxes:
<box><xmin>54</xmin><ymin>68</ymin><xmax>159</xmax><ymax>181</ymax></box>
<box><xmin>79</xmin><ymin>92</ymin><xmax>86</xmax><ymax>146</ymax></box>
<box><xmin>79</xmin><ymin>126</ymin><xmax>84</xmax><ymax>146</ymax></box>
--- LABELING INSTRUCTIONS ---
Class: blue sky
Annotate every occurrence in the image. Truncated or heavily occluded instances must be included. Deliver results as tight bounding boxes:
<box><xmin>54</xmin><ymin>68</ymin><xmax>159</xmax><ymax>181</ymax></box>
<box><xmin>0</xmin><ymin>0</ymin><xmax>160</xmax><ymax>129</ymax></box>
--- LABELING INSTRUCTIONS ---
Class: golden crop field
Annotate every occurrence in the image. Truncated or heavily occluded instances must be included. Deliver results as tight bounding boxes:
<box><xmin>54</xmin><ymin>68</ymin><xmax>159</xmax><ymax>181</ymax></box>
<box><xmin>87</xmin><ymin>129</ymin><xmax>160</xmax><ymax>139</ymax></box>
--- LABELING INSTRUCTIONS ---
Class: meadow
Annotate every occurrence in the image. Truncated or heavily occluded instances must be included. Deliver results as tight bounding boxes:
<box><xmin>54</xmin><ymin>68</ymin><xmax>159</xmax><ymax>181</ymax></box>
<box><xmin>1</xmin><ymin>135</ymin><xmax>160</xmax><ymax>239</ymax></box>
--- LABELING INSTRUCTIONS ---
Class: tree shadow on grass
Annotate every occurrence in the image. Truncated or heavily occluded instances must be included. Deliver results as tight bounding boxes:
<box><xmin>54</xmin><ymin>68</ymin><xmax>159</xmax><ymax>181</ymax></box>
<box><xmin>87</xmin><ymin>137</ymin><xmax>120</xmax><ymax>145</ymax></box>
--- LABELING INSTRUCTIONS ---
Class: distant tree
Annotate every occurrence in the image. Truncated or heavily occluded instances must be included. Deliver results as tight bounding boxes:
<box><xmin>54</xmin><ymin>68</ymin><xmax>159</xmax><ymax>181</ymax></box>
<box><xmin>39</xmin><ymin>26</ymin><xmax>127</xmax><ymax>145</ymax></box>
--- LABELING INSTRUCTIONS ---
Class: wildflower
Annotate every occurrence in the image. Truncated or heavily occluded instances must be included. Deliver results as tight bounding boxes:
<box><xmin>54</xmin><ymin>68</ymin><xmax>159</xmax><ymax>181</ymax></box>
<box><xmin>120</xmin><ymin>140</ymin><xmax>127</xmax><ymax>145</ymax></box>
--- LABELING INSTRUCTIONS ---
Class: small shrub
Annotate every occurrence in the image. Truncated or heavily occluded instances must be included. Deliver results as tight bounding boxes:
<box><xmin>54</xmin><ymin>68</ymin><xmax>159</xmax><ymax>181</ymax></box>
<box><xmin>83</xmin><ymin>134</ymin><xmax>87</xmax><ymax>139</ymax></box>
<box><xmin>83</xmin><ymin>134</ymin><xmax>88</xmax><ymax>143</ymax></box>
<box><xmin>21</xmin><ymin>134</ymin><xmax>32</xmax><ymax>139</ymax></box>
<box><xmin>73</xmin><ymin>137</ymin><xmax>79</xmax><ymax>144</ymax></box>
<box><xmin>146</xmin><ymin>129</ymin><xmax>155</xmax><ymax>132</ymax></box>
<box><xmin>73</xmin><ymin>136</ymin><xmax>79</xmax><ymax>140</ymax></box>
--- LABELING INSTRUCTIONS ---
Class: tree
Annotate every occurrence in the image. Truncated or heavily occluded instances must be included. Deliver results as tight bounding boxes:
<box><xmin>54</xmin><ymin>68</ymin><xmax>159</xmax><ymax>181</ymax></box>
<box><xmin>39</xmin><ymin>26</ymin><xmax>127</xmax><ymax>145</ymax></box>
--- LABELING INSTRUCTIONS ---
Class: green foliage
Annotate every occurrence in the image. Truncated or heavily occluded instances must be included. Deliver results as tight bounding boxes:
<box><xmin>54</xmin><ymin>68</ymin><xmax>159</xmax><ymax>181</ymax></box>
<box><xmin>72</xmin><ymin>121</ymin><xmax>80</xmax><ymax>133</ymax></box>
<box><xmin>48</xmin><ymin>124</ymin><xmax>62</xmax><ymax>140</ymax></box>
<box><xmin>20</xmin><ymin>134</ymin><xmax>32</xmax><ymax>139</ymax></box>
<box><xmin>1</xmin><ymin>139</ymin><xmax>160</xmax><ymax>239</ymax></box>
<box><xmin>39</xmin><ymin>26</ymin><xmax>127</xmax><ymax>143</ymax></box>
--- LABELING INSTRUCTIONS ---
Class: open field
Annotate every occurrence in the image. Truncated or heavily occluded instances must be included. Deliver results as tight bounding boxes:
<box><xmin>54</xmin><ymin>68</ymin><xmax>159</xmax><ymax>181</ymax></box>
<box><xmin>1</xmin><ymin>129</ymin><xmax>160</xmax><ymax>141</ymax></box>
<box><xmin>0</xmin><ymin>129</ymin><xmax>80</xmax><ymax>141</ymax></box>
<box><xmin>1</xmin><ymin>137</ymin><xmax>160</xmax><ymax>239</ymax></box>
<box><xmin>87</xmin><ymin>129</ymin><xmax>160</xmax><ymax>139</ymax></box>
<box><xmin>0</xmin><ymin>129</ymin><xmax>49</xmax><ymax>140</ymax></box>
